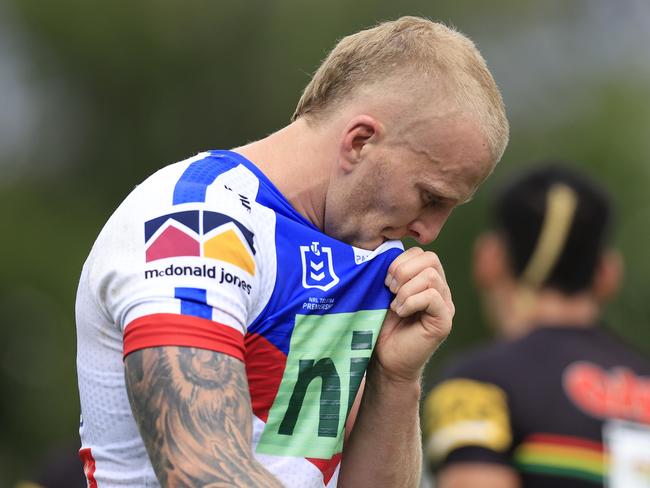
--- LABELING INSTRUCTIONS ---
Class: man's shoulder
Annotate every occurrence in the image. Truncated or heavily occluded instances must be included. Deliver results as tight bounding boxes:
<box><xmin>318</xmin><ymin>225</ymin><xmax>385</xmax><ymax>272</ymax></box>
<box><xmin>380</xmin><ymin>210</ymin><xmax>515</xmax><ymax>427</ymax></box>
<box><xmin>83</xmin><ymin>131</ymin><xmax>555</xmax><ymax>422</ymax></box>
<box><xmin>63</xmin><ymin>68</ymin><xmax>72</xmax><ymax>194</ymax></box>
<box><xmin>440</xmin><ymin>326</ymin><xmax>650</xmax><ymax>394</ymax></box>
<box><xmin>440</xmin><ymin>339</ymin><xmax>523</xmax><ymax>383</ymax></box>
<box><xmin>590</xmin><ymin>326</ymin><xmax>650</xmax><ymax>372</ymax></box>
<box><xmin>80</xmin><ymin>151</ymin><xmax>279</xmax><ymax>326</ymax></box>
<box><xmin>138</xmin><ymin>150</ymin><xmax>261</xmax><ymax>209</ymax></box>
<box><xmin>110</xmin><ymin>150</ymin><xmax>280</xmax><ymax>246</ymax></box>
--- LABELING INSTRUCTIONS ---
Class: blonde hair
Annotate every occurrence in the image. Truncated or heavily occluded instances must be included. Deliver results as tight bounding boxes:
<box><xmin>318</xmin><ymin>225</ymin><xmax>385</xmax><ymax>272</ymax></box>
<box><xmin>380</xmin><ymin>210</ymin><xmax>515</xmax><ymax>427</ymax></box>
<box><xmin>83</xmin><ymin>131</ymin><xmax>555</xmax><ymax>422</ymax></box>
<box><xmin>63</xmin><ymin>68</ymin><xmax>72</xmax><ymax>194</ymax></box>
<box><xmin>292</xmin><ymin>16</ymin><xmax>509</xmax><ymax>161</ymax></box>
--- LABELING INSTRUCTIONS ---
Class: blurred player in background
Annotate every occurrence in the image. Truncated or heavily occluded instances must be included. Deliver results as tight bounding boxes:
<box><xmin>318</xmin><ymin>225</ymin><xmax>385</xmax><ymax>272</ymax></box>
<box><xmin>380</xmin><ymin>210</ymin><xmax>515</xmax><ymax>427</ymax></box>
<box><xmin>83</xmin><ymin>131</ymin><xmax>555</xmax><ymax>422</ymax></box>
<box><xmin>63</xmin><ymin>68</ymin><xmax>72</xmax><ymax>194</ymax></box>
<box><xmin>422</xmin><ymin>163</ymin><xmax>650</xmax><ymax>488</ymax></box>
<box><xmin>75</xmin><ymin>16</ymin><xmax>508</xmax><ymax>488</ymax></box>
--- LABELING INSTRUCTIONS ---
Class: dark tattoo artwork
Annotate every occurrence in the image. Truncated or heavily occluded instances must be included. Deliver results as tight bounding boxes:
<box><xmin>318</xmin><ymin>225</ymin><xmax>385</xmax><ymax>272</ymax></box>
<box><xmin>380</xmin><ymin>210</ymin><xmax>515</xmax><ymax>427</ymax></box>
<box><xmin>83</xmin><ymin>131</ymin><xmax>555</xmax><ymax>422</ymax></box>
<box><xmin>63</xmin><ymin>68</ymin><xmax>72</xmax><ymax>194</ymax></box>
<box><xmin>124</xmin><ymin>347</ymin><xmax>283</xmax><ymax>487</ymax></box>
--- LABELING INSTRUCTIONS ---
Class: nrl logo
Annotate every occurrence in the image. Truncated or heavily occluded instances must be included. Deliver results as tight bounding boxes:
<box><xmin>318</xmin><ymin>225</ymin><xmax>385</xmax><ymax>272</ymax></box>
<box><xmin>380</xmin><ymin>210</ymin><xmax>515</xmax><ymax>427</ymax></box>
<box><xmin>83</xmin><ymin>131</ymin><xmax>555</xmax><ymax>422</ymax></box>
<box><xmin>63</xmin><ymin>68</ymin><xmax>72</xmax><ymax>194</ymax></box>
<box><xmin>300</xmin><ymin>241</ymin><xmax>339</xmax><ymax>291</ymax></box>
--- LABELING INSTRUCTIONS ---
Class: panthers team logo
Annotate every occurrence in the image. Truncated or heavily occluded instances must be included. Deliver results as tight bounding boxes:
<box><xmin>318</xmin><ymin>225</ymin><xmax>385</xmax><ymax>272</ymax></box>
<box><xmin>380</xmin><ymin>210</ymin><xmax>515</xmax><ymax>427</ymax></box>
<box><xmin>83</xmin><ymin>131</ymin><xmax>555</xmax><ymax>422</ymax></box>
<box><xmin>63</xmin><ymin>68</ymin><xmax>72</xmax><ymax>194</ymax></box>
<box><xmin>300</xmin><ymin>241</ymin><xmax>339</xmax><ymax>291</ymax></box>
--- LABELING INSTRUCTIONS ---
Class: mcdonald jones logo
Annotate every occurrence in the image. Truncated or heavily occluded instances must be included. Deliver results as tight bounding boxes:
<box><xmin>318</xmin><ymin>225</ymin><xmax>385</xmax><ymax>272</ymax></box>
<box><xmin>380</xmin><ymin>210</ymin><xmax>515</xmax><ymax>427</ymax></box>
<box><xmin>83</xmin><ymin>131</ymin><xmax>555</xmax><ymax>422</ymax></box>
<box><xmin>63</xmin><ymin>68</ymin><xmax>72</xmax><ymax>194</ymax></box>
<box><xmin>144</xmin><ymin>210</ymin><xmax>256</xmax><ymax>275</ymax></box>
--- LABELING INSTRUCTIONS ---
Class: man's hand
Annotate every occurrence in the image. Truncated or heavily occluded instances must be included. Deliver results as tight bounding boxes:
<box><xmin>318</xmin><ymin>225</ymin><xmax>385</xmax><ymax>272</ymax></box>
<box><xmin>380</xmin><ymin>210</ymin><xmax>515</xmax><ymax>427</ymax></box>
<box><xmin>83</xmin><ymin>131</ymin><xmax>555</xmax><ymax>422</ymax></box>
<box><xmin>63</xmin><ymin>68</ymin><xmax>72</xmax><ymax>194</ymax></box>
<box><xmin>376</xmin><ymin>247</ymin><xmax>455</xmax><ymax>382</ymax></box>
<box><xmin>339</xmin><ymin>248</ymin><xmax>450</xmax><ymax>487</ymax></box>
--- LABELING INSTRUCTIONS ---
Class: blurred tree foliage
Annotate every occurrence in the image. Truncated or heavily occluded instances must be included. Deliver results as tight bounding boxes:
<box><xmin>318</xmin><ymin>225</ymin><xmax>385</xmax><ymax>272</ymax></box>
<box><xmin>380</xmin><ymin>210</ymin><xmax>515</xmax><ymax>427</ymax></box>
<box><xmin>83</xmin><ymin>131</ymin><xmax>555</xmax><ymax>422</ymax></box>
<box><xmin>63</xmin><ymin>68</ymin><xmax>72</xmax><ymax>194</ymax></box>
<box><xmin>1</xmin><ymin>0</ymin><xmax>649</xmax><ymax>484</ymax></box>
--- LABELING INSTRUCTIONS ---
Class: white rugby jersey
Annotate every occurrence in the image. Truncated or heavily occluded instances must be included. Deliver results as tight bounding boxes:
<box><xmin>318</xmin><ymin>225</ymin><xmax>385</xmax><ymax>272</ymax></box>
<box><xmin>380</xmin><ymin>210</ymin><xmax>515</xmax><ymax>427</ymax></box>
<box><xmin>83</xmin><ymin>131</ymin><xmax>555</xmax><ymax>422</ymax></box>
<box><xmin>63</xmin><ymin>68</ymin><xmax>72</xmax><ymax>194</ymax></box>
<box><xmin>76</xmin><ymin>150</ymin><xmax>403</xmax><ymax>487</ymax></box>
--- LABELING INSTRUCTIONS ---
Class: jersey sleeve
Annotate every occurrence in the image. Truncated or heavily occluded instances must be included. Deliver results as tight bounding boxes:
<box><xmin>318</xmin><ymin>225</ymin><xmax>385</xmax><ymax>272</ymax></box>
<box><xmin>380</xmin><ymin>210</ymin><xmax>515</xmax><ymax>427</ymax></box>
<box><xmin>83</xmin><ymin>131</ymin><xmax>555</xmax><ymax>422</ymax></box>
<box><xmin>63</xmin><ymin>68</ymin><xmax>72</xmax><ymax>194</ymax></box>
<box><xmin>422</xmin><ymin>375</ymin><xmax>514</xmax><ymax>470</ymax></box>
<box><xmin>87</xmin><ymin>158</ymin><xmax>267</xmax><ymax>363</ymax></box>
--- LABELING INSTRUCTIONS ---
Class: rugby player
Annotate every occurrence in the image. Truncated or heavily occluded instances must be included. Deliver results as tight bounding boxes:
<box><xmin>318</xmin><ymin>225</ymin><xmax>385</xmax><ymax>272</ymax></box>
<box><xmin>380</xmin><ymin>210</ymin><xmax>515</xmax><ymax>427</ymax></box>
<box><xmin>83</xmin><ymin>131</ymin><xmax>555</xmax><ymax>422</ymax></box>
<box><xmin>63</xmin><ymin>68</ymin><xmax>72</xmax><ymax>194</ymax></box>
<box><xmin>423</xmin><ymin>164</ymin><xmax>650</xmax><ymax>488</ymax></box>
<box><xmin>76</xmin><ymin>16</ymin><xmax>508</xmax><ymax>487</ymax></box>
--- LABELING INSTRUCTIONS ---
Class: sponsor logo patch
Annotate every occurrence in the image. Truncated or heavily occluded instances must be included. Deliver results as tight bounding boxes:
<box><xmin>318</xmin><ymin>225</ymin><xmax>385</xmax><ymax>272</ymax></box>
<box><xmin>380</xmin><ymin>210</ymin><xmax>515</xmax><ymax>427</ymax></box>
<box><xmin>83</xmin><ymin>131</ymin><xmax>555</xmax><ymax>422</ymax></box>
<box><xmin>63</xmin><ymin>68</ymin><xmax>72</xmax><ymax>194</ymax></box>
<box><xmin>144</xmin><ymin>210</ymin><xmax>256</xmax><ymax>275</ymax></box>
<box><xmin>563</xmin><ymin>361</ymin><xmax>650</xmax><ymax>423</ymax></box>
<box><xmin>424</xmin><ymin>379</ymin><xmax>512</xmax><ymax>461</ymax></box>
<box><xmin>144</xmin><ymin>264</ymin><xmax>252</xmax><ymax>295</ymax></box>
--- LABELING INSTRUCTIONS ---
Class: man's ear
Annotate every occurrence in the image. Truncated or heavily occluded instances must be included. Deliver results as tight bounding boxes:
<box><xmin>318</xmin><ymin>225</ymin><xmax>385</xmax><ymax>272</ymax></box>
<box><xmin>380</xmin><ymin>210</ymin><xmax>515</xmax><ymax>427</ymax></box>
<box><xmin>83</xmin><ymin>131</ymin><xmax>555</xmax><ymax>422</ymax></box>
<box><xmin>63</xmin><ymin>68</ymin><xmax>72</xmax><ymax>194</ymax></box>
<box><xmin>593</xmin><ymin>249</ymin><xmax>623</xmax><ymax>303</ymax></box>
<box><xmin>473</xmin><ymin>232</ymin><xmax>510</xmax><ymax>291</ymax></box>
<box><xmin>339</xmin><ymin>115</ymin><xmax>382</xmax><ymax>172</ymax></box>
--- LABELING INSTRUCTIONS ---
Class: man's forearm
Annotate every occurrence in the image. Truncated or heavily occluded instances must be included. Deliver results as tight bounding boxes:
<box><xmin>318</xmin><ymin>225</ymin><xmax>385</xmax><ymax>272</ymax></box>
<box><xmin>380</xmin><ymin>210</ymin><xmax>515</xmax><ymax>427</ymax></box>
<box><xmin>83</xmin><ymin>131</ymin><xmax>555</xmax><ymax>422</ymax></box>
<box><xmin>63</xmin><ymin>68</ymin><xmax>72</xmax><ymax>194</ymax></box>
<box><xmin>338</xmin><ymin>359</ymin><xmax>423</xmax><ymax>488</ymax></box>
<box><xmin>125</xmin><ymin>347</ymin><xmax>283</xmax><ymax>487</ymax></box>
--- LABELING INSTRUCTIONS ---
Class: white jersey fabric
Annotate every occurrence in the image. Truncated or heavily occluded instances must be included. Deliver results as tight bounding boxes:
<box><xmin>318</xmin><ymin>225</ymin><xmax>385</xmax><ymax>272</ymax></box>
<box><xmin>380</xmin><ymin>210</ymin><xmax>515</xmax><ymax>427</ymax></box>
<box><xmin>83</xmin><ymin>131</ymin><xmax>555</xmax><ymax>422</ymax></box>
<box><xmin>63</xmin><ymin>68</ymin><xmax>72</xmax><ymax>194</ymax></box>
<box><xmin>76</xmin><ymin>150</ymin><xmax>403</xmax><ymax>487</ymax></box>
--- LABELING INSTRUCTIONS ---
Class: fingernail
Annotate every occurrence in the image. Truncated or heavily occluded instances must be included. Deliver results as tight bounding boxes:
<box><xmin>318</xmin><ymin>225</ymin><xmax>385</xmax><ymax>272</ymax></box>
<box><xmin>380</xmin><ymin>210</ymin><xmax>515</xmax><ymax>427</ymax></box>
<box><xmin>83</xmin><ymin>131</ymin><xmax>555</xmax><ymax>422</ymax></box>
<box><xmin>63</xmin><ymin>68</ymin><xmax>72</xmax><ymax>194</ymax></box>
<box><xmin>390</xmin><ymin>278</ymin><xmax>397</xmax><ymax>292</ymax></box>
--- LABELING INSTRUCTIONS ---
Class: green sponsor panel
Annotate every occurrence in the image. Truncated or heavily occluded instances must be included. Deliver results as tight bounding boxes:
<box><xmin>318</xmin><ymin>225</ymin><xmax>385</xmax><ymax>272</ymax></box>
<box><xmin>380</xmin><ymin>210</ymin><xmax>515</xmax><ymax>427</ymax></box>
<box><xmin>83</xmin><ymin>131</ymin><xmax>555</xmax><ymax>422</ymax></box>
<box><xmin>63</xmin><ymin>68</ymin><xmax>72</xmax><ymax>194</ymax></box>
<box><xmin>256</xmin><ymin>309</ymin><xmax>386</xmax><ymax>458</ymax></box>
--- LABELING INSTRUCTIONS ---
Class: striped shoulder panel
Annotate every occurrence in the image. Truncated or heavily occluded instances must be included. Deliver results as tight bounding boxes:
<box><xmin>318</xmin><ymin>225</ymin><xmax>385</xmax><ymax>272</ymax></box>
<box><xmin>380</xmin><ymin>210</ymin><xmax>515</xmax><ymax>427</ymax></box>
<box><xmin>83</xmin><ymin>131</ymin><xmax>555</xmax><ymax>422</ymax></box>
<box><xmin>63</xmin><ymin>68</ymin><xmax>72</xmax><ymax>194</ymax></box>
<box><xmin>514</xmin><ymin>433</ymin><xmax>605</xmax><ymax>484</ymax></box>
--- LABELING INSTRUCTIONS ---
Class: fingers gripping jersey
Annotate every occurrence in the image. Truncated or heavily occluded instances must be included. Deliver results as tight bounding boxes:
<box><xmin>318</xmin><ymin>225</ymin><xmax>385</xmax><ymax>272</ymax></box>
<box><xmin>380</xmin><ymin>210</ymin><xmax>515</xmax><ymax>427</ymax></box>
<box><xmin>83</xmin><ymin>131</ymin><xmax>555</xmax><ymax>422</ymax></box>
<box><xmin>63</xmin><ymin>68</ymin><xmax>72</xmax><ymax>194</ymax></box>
<box><xmin>76</xmin><ymin>150</ymin><xmax>403</xmax><ymax>487</ymax></box>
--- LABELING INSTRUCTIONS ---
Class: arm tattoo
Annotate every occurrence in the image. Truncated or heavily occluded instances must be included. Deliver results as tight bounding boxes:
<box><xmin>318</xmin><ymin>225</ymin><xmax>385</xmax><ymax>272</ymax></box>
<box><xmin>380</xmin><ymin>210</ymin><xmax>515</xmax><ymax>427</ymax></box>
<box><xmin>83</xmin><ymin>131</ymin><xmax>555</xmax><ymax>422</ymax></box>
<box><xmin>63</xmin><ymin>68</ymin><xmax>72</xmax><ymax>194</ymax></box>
<box><xmin>125</xmin><ymin>347</ymin><xmax>283</xmax><ymax>487</ymax></box>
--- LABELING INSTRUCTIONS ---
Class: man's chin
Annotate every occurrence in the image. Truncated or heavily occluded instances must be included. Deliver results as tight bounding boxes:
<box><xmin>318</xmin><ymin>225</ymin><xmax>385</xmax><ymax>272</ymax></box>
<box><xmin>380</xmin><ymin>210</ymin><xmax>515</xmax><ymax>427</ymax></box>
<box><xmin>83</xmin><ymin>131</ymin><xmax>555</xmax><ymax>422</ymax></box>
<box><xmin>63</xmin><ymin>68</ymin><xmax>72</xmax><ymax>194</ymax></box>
<box><xmin>330</xmin><ymin>227</ymin><xmax>385</xmax><ymax>251</ymax></box>
<box><xmin>350</xmin><ymin>238</ymin><xmax>386</xmax><ymax>251</ymax></box>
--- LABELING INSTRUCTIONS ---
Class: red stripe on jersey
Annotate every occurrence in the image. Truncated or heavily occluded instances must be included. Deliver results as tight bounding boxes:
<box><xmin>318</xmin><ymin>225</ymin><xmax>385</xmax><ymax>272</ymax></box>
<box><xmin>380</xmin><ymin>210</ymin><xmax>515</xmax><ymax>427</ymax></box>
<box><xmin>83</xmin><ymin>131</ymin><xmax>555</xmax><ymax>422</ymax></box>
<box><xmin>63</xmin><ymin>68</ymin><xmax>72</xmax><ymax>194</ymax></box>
<box><xmin>527</xmin><ymin>433</ymin><xmax>603</xmax><ymax>452</ymax></box>
<box><xmin>245</xmin><ymin>333</ymin><xmax>287</xmax><ymax>422</ymax></box>
<box><xmin>123</xmin><ymin>313</ymin><xmax>244</xmax><ymax>361</ymax></box>
<box><xmin>307</xmin><ymin>452</ymin><xmax>342</xmax><ymax>485</ymax></box>
<box><xmin>79</xmin><ymin>448</ymin><xmax>97</xmax><ymax>488</ymax></box>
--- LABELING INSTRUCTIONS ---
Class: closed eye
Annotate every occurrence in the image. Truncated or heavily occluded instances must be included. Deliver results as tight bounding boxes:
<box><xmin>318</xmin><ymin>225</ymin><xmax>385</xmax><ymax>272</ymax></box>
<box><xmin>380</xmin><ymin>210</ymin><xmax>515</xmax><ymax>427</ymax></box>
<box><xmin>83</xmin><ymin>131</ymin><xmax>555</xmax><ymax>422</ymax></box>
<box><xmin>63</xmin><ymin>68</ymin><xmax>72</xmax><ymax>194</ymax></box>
<box><xmin>422</xmin><ymin>191</ymin><xmax>443</xmax><ymax>208</ymax></box>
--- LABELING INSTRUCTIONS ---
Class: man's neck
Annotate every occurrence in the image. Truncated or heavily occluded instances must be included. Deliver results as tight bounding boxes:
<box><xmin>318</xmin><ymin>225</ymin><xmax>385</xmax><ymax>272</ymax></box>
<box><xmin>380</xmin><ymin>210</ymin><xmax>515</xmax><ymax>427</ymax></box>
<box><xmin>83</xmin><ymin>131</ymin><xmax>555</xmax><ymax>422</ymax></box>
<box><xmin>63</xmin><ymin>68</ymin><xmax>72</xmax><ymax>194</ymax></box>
<box><xmin>518</xmin><ymin>288</ymin><xmax>600</xmax><ymax>329</ymax></box>
<box><xmin>233</xmin><ymin>119</ymin><xmax>334</xmax><ymax>230</ymax></box>
<box><xmin>492</xmin><ymin>286</ymin><xmax>601</xmax><ymax>339</ymax></box>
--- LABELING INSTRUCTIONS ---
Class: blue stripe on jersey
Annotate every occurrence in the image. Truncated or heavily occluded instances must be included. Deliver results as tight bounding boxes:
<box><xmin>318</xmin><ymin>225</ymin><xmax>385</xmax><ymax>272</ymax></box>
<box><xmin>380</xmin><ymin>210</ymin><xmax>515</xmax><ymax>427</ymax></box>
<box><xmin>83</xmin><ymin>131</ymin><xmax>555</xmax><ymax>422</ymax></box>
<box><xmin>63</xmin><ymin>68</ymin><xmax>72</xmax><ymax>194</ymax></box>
<box><xmin>173</xmin><ymin>155</ymin><xmax>238</xmax><ymax>205</ymax></box>
<box><xmin>175</xmin><ymin>287</ymin><xmax>212</xmax><ymax>319</ymax></box>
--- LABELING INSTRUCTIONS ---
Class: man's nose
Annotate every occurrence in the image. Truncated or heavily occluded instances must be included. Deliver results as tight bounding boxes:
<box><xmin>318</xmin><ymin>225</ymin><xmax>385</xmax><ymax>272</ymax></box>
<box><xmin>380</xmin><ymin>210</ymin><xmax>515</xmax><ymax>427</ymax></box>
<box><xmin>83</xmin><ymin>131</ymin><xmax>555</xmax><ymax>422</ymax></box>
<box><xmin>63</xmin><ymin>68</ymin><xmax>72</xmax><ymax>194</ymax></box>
<box><xmin>408</xmin><ymin>210</ymin><xmax>451</xmax><ymax>245</ymax></box>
